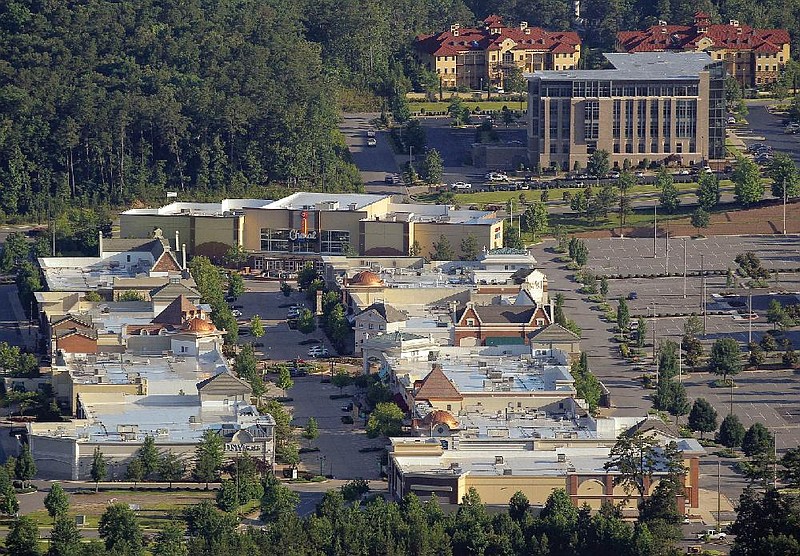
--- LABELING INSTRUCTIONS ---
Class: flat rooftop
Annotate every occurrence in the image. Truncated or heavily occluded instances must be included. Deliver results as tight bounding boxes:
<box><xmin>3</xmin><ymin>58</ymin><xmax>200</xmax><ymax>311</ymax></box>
<box><xmin>61</xmin><ymin>351</ymin><xmax>237</xmax><ymax>443</ymax></box>
<box><xmin>122</xmin><ymin>199</ymin><xmax>271</xmax><ymax>217</ymax></box>
<box><xmin>391</xmin><ymin>353</ymin><xmax>575</xmax><ymax>394</ymax></box>
<box><xmin>39</xmin><ymin>257</ymin><xmax>145</xmax><ymax>291</ymax></box>
<box><xmin>263</xmin><ymin>192</ymin><xmax>389</xmax><ymax>211</ymax></box>
<box><xmin>531</xmin><ymin>51</ymin><xmax>715</xmax><ymax>82</ymax></box>
<box><xmin>383</xmin><ymin>203</ymin><xmax>503</xmax><ymax>226</ymax></box>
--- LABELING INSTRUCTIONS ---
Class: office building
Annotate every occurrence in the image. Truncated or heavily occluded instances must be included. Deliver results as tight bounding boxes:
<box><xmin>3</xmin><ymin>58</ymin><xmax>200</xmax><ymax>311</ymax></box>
<box><xmin>527</xmin><ymin>52</ymin><xmax>726</xmax><ymax>171</ymax></box>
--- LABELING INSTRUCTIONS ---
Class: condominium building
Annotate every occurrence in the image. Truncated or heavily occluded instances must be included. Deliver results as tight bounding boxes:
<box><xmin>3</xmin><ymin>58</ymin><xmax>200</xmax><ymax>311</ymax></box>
<box><xmin>617</xmin><ymin>12</ymin><xmax>790</xmax><ymax>88</ymax></box>
<box><xmin>528</xmin><ymin>52</ymin><xmax>726</xmax><ymax>171</ymax></box>
<box><xmin>414</xmin><ymin>15</ymin><xmax>581</xmax><ymax>90</ymax></box>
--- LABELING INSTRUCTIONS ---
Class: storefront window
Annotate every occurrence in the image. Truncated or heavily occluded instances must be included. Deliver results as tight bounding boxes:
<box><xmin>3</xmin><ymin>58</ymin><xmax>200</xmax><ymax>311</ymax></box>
<box><xmin>321</xmin><ymin>230</ymin><xmax>350</xmax><ymax>254</ymax></box>
<box><xmin>260</xmin><ymin>228</ymin><xmax>289</xmax><ymax>252</ymax></box>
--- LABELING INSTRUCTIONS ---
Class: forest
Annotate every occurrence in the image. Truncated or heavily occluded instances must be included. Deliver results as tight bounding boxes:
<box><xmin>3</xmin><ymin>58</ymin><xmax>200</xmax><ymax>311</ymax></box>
<box><xmin>1</xmin><ymin>0</ymin><xmax>798</xmax><ymax>227</ymax></box>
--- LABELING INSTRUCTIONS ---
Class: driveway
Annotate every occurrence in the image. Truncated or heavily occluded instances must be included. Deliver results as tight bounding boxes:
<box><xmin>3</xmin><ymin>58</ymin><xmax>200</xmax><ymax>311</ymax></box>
<box><xmin>340</xmin><ymin>113</ymin><xmax>402</xmax><ymax>193</ymax></box>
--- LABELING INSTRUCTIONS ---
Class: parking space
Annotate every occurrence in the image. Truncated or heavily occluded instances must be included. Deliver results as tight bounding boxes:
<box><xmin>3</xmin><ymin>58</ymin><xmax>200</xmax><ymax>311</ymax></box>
<box><xmin>237</xmin><ymin>279</ymin><xmax>334</xmax><ymax>361</ymax></box>
<box><xmin>739</xmin><ymin>103</ymin><xmax>800</xmax><ymax>166</ymax></box>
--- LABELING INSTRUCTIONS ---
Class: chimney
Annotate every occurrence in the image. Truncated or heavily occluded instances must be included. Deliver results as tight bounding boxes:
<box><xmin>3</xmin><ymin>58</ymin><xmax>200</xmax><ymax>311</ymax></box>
<box><xmin>729</xmin><ymin>20</ymin><xmax>739</xmax><ymax>27</ymax></box>
<box><xmin>174</xmin><ymin>230</ymin><xmax>179</xmax><ymax>252</ymax></box>
<box><xmin>520</xmin><ymin>21</ymin><xmax>528</xmax><ymax>31</ymax></box>
<box><xmin>450</xmin><ymin>23</ymin><xmax>460</xmax><ymax>36</ymax></box>
<box><xmin>98</xmin><ymin>230</ymin><xmax>104</xmax><ymax>257</ymax></box>
<box><xmin>181</xmin><ymin>244</ymin><xmax>187</xmax><ymax>270</ymax></box>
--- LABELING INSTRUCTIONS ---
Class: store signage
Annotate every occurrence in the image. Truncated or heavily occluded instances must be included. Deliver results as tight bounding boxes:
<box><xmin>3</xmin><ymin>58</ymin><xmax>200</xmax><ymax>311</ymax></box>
<box><xmin>289</xmin><ymin>210</ymin><xmax>316</xmax><ymax>241</ymax></box>
<box><xmin>289</xmin><ymin>229</ymin><xmax>317</xmax><ymax>241</ymax></box>
<box><xmin>224</xmin><ymin>443</ymin><xmax>262</xmax><ymax>453</ymax></box>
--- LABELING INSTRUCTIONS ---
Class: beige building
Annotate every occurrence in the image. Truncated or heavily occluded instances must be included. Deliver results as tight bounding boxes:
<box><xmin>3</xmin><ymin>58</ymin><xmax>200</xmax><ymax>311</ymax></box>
<box><xmin>528</xmin><ymin>52</ymin><xmax>726</xmax><ymax>171</ymax></box>
<box><xmin>120</xmin><ymin>199</ymin><xmax>271</xmax><ymax>260</ymax></box>
<box><xmin>617</xmin><ymin>13</ymin><xmax>791</xmax><ymax>89</ymax></box>
<box><xmin>242</xmin><ymin>193</ymin><xmax>504</xmax><ymax>272</ymax></box>
<box><xmin>415</xmin><ymin>15</ymin><xmax>581</xmax><ymax>90</ymax></box>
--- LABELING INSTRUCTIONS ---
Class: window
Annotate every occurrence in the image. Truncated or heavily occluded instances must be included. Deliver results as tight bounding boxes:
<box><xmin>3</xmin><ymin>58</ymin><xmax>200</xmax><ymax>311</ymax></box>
<box><xmin>369</xmin><ymin>323</ymin><xmax>374</xmax><ymax>330</ymax></box>
<box><xmin>550</xmin><ymin>143</ymin><xmax>557</xmax><ymax>154</ymax></box>
<box><xmin>637</xmin><ymin>100</ymin><xmax>646</xmax><ymax>139</ymax></box>
<box><xmin>613</xmin><ymin>99</ymin><xmax>621</xmax><ymax>139</ymax></box>
<box><xmin>651</xmin><ymin>142</ymin><xmax>658</xmax><ymax>153</ymax></box>
<box><xmin>447</xmin><ymin>404</ymin><xmax>452</xmax><ymax>411</ymax></box>
<box><xmin>180</xmin><ymin>346</ymin><xmax>188</xmax><ymax>353</ymax></box>
<box><xmin>650</xmin><ymin>100</ymin><xmax>658</xmax><ymax>138</ymax></box>
<box><xmin>321</xmin><ymin>230</ymin><xmax>350</xmax><ymax>254</ymax></box>
<box><xmin>676</xmin><ymin>99</ymin><xmax>696</xmax><ymax>138</ymax></box>
<box><xmin>613</xmin><ymin>143</ymin><xmax>620</xmax><ymax>153</ymax></box>
<box><xmin>625</xmin><ymin>100</ymin><xmax>633</xmax><ymax>138</ymax></box>
<box><xmin>583</xmin><ymin>100</ymin><xmax>599</xmax><ymax>140</ymax></box>
<box><xmin>662</xmin><ymin>99</ymin><xmax>671</xmax><ymax>138</ymax></box>
<box><xmin>379</xmin><ymin>325</ymin><xmax>384</xmax><ymax>330</ymax></box>
<box><xmin>466</xmin><ymin>318</ymin><xmax>475</xmax><ymax>326</ymax></box>
<box><xmin>260</xmin><ymin>228</ymin><xmax>290</xmax><ymax>252</ymax></box>
<box><xmin>549</xmin><ymin>100</ymin><xmax>559</xmax><ymax>138</ymax></box>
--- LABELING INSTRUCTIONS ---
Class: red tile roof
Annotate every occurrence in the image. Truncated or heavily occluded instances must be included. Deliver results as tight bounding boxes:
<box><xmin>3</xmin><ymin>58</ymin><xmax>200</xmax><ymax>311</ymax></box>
<box><xmin>617</xmin><ymin>21</ymin><xmax>789</xmax><ymax>54</ymax></box>
<box><xmin>415</xmin><ymin>15</ymin><xmax>580</xmax><ymax>58</ymax></box>
<box><xmin>415</xmin><ymin>365</ymin><xmax>463</xmax><ymax>402</ymax></box>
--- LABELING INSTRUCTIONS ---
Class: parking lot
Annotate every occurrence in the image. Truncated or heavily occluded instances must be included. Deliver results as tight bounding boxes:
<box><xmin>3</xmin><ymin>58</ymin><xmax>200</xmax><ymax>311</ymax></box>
<box><xmin>235</xmin><ymin>279</ymin><xmax>336</xmax><ymax>361</ymax></box>
<box><xmin>739</xmin><ymin>102</ymin><xmax>800</xmax><ymax>166</ymax></box>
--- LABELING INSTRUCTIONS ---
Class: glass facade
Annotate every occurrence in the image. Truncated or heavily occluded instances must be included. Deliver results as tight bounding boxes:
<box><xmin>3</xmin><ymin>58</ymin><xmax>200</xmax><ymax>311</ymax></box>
<box><xmin>584</xmin><ymin>100</ymin><xmax>599</xmax><ymax>140</ymax></box>
<box><xmin>261</xmin><ymin>228</ymin><xmax>350</xmax><ymax>254</ymax></box>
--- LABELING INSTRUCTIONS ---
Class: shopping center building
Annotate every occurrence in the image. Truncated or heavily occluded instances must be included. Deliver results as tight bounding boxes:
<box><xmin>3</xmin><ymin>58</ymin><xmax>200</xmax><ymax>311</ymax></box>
<box><xmin>121</xmin><ymin>194</ymin><xmax>504</xmax><ymax>271</ymax></box>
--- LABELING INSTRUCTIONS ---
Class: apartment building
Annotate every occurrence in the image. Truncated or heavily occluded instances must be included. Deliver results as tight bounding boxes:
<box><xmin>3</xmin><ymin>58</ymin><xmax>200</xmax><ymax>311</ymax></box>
<box><xmin>528</xmin><ymin>52</ymin><xmax>726</xmax><ymax>171</ymax></box>
<box><xmin>414</xmin><ymin>15</ymin><xmax>581</xmax><ymax>90</ymax></box>
<box><xmin>617</xmin><ymin>12</ymin><xmax>790</xmax><ymax>88</ymax></box>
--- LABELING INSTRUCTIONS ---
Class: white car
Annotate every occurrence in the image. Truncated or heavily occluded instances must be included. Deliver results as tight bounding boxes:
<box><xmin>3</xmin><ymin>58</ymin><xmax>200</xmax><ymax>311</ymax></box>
<box><xmin>367</xmin><ymin>138</ymin><xmax>377</xmax><ymax>147</ymax></box>
<box><xmin>485</xmin><ymin>172</ymin><xmax>508</xmax><ymax>182</ymax></box>
<box><xmin>307</xmin><ymin>346</ymin><xmax>329</xmax><ymax>357</ymax></box>
<box><xmin>698</xmin><ymin>530</ymin><xmax>727</xmax><ymax>540</ymax></box>
<box><xmin>451</xmin><ymin>181</ymin><xmax>472</xmax><ymax>190</ymax></box>
<box><xmin>232</xmin><ymin>309</ymin><xmax>242</xmax><ymax>318</ymax></box>
<box><xmin>635</xmin><ymin>171</ymin><xmax>646</xmax><ymax>178</ymax></box>
<box><xmin>677</xmin><ymin>169</ymin><xmax>691</xmax><ymax>175</ymax></box>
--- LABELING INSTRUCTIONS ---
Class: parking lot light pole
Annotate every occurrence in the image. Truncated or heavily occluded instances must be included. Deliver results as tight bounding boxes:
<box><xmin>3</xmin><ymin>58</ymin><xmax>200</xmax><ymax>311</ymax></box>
<box><xmin>653</xmin><ymin>202</ymin><xmax>657</xmax><ymax>258</ymax></box>
<box><xmin>783</xmin><ymin>178</ymin><xmax>787</xmax><ymax>235</ymax></box>
<box><xmin>683</xmin><ymin>238</ymin><xmax>687</xmax><ymax>299</ymax></box>
<box><xmin>748</xmin><ymin>292</ymin><xmax>753</xmax><ymax>345</ymax></box>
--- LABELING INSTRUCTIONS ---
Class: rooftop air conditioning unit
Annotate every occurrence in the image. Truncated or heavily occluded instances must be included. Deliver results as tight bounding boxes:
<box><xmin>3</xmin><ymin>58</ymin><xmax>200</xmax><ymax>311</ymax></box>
<box><xmin>503</xmin><ymin>468</ymin><xmax>513</xmax><ymax>475</ymax></box>
<box><xmin>557</xmin><ymin>453</ymin><xmax>566</xmax><ymax>463</ymax></box>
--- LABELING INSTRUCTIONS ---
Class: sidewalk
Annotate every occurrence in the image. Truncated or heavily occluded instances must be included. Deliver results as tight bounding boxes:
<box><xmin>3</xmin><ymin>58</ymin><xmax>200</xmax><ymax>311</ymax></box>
<box><xmin>695</xmin><ymin>487</ymin><xmax>735</xmax><ymax>525</ymax></box>
<box><xmin>5</xmin><ymin>285</ymin><xmax>36</xmax><ymax>351</ymax></box>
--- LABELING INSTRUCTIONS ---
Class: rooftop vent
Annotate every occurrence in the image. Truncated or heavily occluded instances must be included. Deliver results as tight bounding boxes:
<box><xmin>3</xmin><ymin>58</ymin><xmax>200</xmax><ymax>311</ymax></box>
<box><xmin>494</xmin><ymin>455</ymin><xmax>504</xmax><ymax>464</ymax></box>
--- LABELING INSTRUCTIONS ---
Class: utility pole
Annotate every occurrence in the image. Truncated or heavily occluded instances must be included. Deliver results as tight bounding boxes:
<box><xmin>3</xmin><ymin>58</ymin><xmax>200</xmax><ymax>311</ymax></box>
<box><xmin>683</xmin><ymin>237</ymin><xmax>687</xmax><ymax>299</ymax></box>
<box><xmin>717</xmin><ymin>460</ymin><xmax>721</xmax><ymax>532</ymax></box>
<box><xmin>783</xmin><ymin>177</ymin><xmax>788</xmax><ymax>235</ymax></box>
<box><xmin>652</xmin><ymin>305</ymin><xmax>657</xmax><ymax>366</ymax></box>
<box><xmin>678</xmin><ymin>339</ymin><xmax>682</xmax><ymax>383</ymax></box>
<box><xmin>748</xmin><ymin>292</ymin><xmax>753</xmax><ymax>345</ymax></box>
<box><xmin>701</xmin><ymin>254</ymin><xmax>707</xmax><ymax>335</ymax></box>
<box><xmin>665</xmin><ymin>227</ymin><xmax>669</xmax><ymax>274</ymax></box>
<box><xmin>653</xmin><ymin>202</ymin><xmax>657</xmax><ymax>258</ymax></box>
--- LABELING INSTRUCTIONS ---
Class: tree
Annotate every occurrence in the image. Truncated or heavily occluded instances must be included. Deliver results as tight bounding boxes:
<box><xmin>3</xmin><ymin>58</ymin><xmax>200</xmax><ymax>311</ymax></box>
<box><xmin>302</xmin><ymin>417</ymin><xmax>320</xmax><ymax>448</ymax></box>
<box><xmin>126</xmin><ymin>458</ymin><xmax>145</xmax><ymax>488</ymax></box>
<box><xmin>666</xmin><ymin>381</ymin><xmax>690</xmax><ymax>425</ymax></box>
<box><xmin>636</xmin><ymin>317</ymin><xmax>647</xmax><ymax>349</ymax></box>
<box><xmin>696</xmin><ymin>172</ymin><xmax>721</xmax><ymax>210</ymax></box>
<box><xmin>503</xmin><ymin>225</ymin><xmax>523</xmax><ymax>249</ymax></box>
<box><xmin>227</xmin><ymin>272</ymin><xmax>245</xmax><ymax>299</ymax></box>
<box><xmin>780</xmin><ymin>448</ymin><xmax>800</xmax><ymax>488</ymax></box>
<box><xmin>603</xmin><ymin>432</ymin><xmax>660</xmax><ymax>504</ymax></box>
<box><xmin>89</xmin><ymin>446</ymin><xmax>108</xmax><ymax>492</ymax></box>
<box><xmin>44</xmin><ymin>483</ymin><xmax>69</xmax><ymax>520</ymax></box>
<box><xmin>447</xmin><ymin>97</ymin><xmax>471</xmax><ymax>126</ymax></box>
<box><xmin>297</xmin><ymin>308</ymin><xmax>316</xmax><ymax>334</ymax></box>
<box><xmin>688</xmin><ymin>398</ymin><xmax>718</xmax><ymax>439</ymax></box>
<box><xmin>733</xmin><ymin>156</ymin><xmax>764</xmax><ymax>207</ymax></box>
<box><xmin>15</xmin><ymin>444</ymin><xmax>36</xmax><ymax>487</ymax></box>
<box><xmin>49</xmin><ymin>516</ymin><xmax>82</xmax><ymax>556</ymax></box>
<box><xmin>216</xmin><ymin>480</ymin><xmax>241</xmax><ymax>512</ymax></box>
<box><xmin>366</xmin><ymin>402</ymin><xmax>404</xmax><ymax>438</ymax></box>
<box><xmin>761</xmin><ymin>333</ymin><xmax>778</xmax><ymax>353</ymax></box>
<box><xmin>587</xmin><ymin>149</ymin><xmax>610</xmax><ymax>178</ymax></box>
<box><xmin>617</xmin><ymin>171</ymin><xmax>635</xmax><ymax>226</ymax></box>
<box><xmin>249</xmin><ymin>315</ymin><xmax>264</xmax><ymax>339</ymax></box>
<box><xmin>725</xmin><ymin>76</ymin><xmax>742</xmax><ymax>112</ymax></box>
<box><xmin>331</xmin><ymin>369</ymin><xmax>351</xmax><ymax>393</ymax></box>
<box><xmin>708</xmin><ymin>337</ymin><xmax>742</xmax><ymax>382</ymax></box>
<box><xmin>0</xmin><ymin>232</ymin><xmax>30</xmax><ymax>272</ymax></box>
<box><xmin>409</xmin><ymin>240</ymin><xmax>422</xmax><ymax>257</ymax></box>
<box><xmin>508</xmin><ymin>491</ymin><xmax>530</xmax><ymax>522</ymax></box>
<box><xmin>717</xmin><ymin>413</ymin><xmax>746</xmax><ymax>448</ymax></box>
<box><xmin>599</xmin><ymin>276</ymin><xmax>609</xmax><ymax>297</ymax></box>
<box><xmin>119</xmin><ymin>290</ymin><xmax>146</xmax><ymax>302</ymax></box>
<box><xmin>261</xmin><ymin>476</ymin><xmax>300</xmax><ymax>521</ymax></box>
<box><xmin>459</xmin><ymin>234</ymin><xmax>478</xmax><ymax>261</ymax></box>
<box><xmin>430</xmin><ymin>234</ymin><xmax>454</xmax><ymax>260</ymax></box>
<box><xmin>280</xmin><ymin>282</ymin><xmax>293</xmax><ymax>297</ymax></box>
<box><xmin>504</xmin><ymin>66</ymin><xmax>525</xmax><ymax>94</ymax></box>
<box><xmin>767</xmin><ymin>152</ymin><xmax>800</xmax><ymax>199</ymax></box>
<box><xmin>731</xmin><ymin>487</ymin><xmax>800</xmax><ymax>554</ymax></box>
<box><xmin>742</xmin><ymin>423</ymin><xmax>774</xmax><ymax>458</ymax></box>
<box><xmin>98</xmin><ymin>503</ymin><xmax>143</xmax><ymax>554</ymax></box>
<box><xmin>137</xmin><ymin>435</ymin><xmax>160</xmax><ymax>480</ymax></box>
<box><xmin>159</xmin><ymin>451</ymin><xmax>185</xmax><ymax>488</ymax></box>
<box><xmin>152</xmin><ymin>522</ymin><xmax>188</xmax><ymax>556</ymax></box>
<box><xmin>193</xmin><ymin>430</ymin><xmax>224</xmax><ymax>489</ymax></box>
<box><xmin>223</xmin><ymin>245</ymin><xmax>247</xmax><ymax>269</ymax></box>
<box><xmin>616</xmin><ymin>298</ymin><xmax>630</xmax><ymax>331</ymax></box>
<box><xmin>570</xmin><ymin>189</ymin><xmax>589</xmax><ymax>215</ymax></box>
<box><xmin>522</xmin><ymin>201</ymin><xmax>548</xmax><ymax>241</ymax></box>
<box><xmin>421</xmin><ymin>149</ymin><xmax>443</xmax><ymax>185</ymax></box>
<box><xmin>297</xmin><ymin>264</ymin><xmax>319</xmax><ymax>291</ymax></box>
<box><xmin>690</xmin><ymin>208</ymin><xmax>710</xmax><ymax>232</ymax></box>
<box><xmin>7</xmin><ymin>516</ymin><xmax>40</xmax><ymax>556</ymax></box>
<box><xmin>569</xmin><ymin>237</ymin><xmax>589</xmax><ymax>266</ymax></box>
<box><xmin>277</xmin><ymin>366</ymin><xmax>294</xmax><ymax>396</ymax></box>
<box><xmin>656</xmin><ymin>168</ymin><xmax>680</xmax><ymax>213</ymax></box>
<box><xmin>749</xmin><ymin>342</ymin><xmax>765</xmax><ymax>369</ymax></box>
<box><xmin>767</xmin><ymin>299</ymin><xmax>790</xmax><ymax>330</ymax></box>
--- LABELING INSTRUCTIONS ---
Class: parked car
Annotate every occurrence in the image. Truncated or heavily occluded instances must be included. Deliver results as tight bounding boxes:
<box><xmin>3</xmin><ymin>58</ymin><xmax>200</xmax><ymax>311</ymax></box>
<box><xmin>727</xmin><ymin>116</ymin><xmax>737</xmax><ymax>124</ymax></box>
<box><xmin>341</xmin><ymin>416</ymin><xmax>354</xmax><ymax>424</ymax></box>
<box><xmin>308</xmin><ymin>346</ymin><xmax>330</xmax><ymax>357</ymax></box>
<box><xmin>627</xmin><ymin>291</ymin><xmax>638</xmax><ymax>300</ymax></box>
<box><xmin>385</xmin><ymin>173</ymin><xmax>401</xmax><ymax>184</ymax></box>
<box><xmin>451</xmin><ymin>181</ymin><xmax>472</xmax><ymax>190</ymax></box>
<box><xmin>635</xmin><ymin>171</ymin><xmax>646</xmax><ymax>178</ymax></box>
<box><xmin>224</xmin><ymin>295</ymin><xmax>236</xmax><ymax>302</ymax></box>
<box><xmin>485</xmin><ymin>172</ymin><xmax>508</xmax><ymax>182</ymax></box>
<box><xmin>232</xmin><ymin>309</ymin><xmax>243</xmax><ymax>318</ymax></box>
<box><xmin>367</xmin><ymin>137</ymin><xmax>377</xmax><ymax>147</ymax></box>
<box><xmin>698</xmin><ymin>530</ymin><xmax>726</xmax><ymax>540</ymax></box>
<box><xmin>366</xmin><ymin>129</ymin><xmax>376</xmax><ymax>138</ymax></box>
<box><xmin>341</xmin><ymin>402</ymin><xmax>353</xmax><ymax>411</ymax></box>
<box><xmin>607</xmin><ymin>171</ymin><xmax>620</xmax><ymax>179</ymax></box>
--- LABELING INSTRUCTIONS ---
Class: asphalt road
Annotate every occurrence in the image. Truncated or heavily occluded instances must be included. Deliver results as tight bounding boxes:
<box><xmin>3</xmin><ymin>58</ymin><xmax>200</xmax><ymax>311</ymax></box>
<box><xmin>739</xmin><ymin>102</ymin><xmax>800</xmax><ymax>165</ymax></box>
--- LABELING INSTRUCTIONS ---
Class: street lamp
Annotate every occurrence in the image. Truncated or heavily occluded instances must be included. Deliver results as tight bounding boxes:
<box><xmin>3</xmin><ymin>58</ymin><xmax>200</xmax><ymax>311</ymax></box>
<box><xmin>319</xmin><ymin>455</ymin><xmax>326</xmax><ymax>477</ymax></box>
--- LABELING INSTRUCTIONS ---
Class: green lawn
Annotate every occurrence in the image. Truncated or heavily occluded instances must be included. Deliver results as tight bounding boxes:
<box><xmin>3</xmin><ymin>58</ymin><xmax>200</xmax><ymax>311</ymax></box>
<box><xmin>409</xmin><ymin>100</ymin><xmax>527</xmax><ymax>114</ymax></box>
